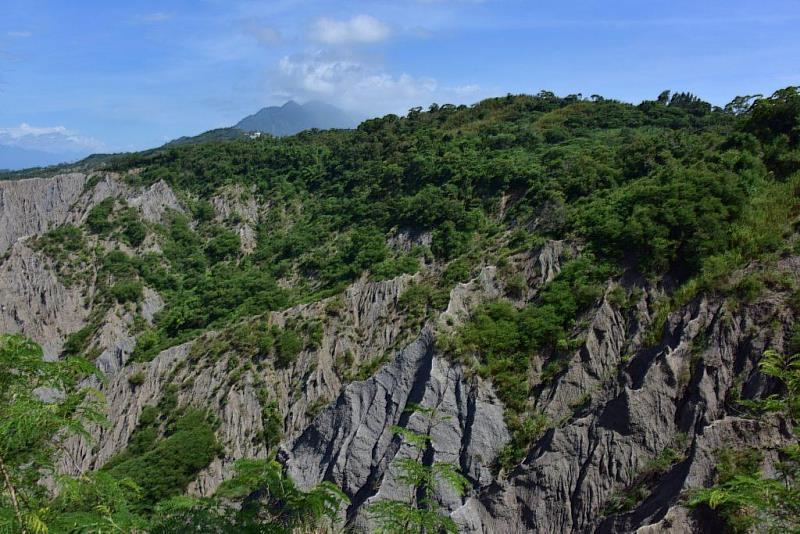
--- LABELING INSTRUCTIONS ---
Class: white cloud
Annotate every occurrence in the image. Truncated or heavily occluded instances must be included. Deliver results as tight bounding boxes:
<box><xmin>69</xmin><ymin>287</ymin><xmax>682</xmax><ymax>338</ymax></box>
<box><xmin>136</xmin><ymin>12</ymin><xmax>173</xmax><ymax>23</ymax></box>
<box><xmin>311</xmin><ymin>15</ymin><xmax>390</xmax><ymax>44</ymax></box>
<box><xmin>0</xmin><ymin>123</ymin><xmax>104</xmax><ymax>154</ymax></box>
<box><xmin>7</xmin><ymin>31</ymin><xmax>32</xmax><ymax>38</ymax></box>
<box><xmin>275</xmin><ymin>52</ymin><xmax>481</xmax><ymax>116</ymax></box>
<box><xmin>1</xmin><ymin>124</ymin><xmax>66</xmax><ymax>138</ymax></box>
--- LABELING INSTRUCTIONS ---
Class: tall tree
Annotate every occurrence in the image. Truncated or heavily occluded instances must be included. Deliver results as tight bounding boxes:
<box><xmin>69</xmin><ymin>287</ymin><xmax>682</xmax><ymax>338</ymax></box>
<box><xmin>0</xmin><ymin>333</ymin><xmax>146</xmax><ymax>532</ymax></box>
<box><xmin>369</xmin><ymin>405</ymin><xmax>469</xmax><ymax>534</ymax></box>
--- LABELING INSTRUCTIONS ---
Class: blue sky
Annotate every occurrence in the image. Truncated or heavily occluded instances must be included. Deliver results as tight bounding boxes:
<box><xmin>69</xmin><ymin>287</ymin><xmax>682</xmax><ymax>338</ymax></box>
<box><xmin>1</xmin><ymin>0</ymin><xmax>799</xmax><ymax>155</ymax></box>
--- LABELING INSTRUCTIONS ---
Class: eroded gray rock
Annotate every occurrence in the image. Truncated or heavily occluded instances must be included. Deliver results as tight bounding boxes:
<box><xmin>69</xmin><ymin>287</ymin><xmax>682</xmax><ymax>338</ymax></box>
<box><xmin>0</xmin><ymin>242</ymin><xmax>86</xmax><ymax>358</ymax></box>
<box><xmin>0</xmin><ymin>173</ymin><xmax>87</xmax><ymax>253</ymax></box>
<box><xmin>3</xmin><ymin>171</ymin><xmax>797</xmax><ymax>534</ymax></box>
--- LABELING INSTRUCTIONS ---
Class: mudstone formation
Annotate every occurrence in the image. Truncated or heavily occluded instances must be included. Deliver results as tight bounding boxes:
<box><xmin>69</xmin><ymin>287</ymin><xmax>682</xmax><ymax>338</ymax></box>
<box><xmin>0</xmin><ymin>172</ymin><xmax>795</xmax><ymax>532</ymax></box>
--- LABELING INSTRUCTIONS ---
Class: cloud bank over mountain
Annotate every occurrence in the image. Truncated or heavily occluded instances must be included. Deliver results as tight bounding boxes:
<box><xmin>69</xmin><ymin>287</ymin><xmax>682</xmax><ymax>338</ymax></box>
<box><xmin>0</xmin><ymin>123</ymin><xmax>103</xmax><ymax>170</ymax></box>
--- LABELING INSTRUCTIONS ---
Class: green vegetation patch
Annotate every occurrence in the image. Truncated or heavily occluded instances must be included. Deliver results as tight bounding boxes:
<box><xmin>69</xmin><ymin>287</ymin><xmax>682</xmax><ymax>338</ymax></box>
<box><xmin>103</xmin><ymin>407</ymin><xmax>221</xmax><ymax>512</ymax></box>
<box><xmin>446</xmin><ymin>255</ymin><xmax>610</xmax><ymax>470</ymax></box>
<box><xmin>687</xmin><ymin>348</ymin><xmax>800</xmax><ymax>532</ymax></box>
<box><xmin>97</xmin><ymin>88</ymin><xmax>799</xmax><ymax>372</ymax></box>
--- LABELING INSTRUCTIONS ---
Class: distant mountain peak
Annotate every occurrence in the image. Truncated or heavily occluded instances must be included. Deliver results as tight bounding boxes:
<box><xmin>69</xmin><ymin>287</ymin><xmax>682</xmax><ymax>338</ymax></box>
<box><xmin>234</xmin><ymin>101</ymin><xmax>358</xmax><ymax>136</ymax></box>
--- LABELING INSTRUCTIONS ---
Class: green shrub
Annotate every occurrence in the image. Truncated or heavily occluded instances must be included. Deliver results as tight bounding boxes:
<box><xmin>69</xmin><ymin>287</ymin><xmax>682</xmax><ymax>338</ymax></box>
<box><xmin>121</xmin><ymin>213</ymin><xmax>147</xmax><ymax>247</ymax></box>
<box><xmin>134</xmin><ymin>252</ymin><xmax>176</xmax><ymax>291</ymax></box>
<box><xmin>398</xmin><ymin>281</ymin><xmax>449</xmax><ymax>325</ymax></box>
<box><xmin>607</xmin><ymin>286</ymin><xmax>628</xmax><ymax>308</ymax></box>
<box><xmin>505</xmin><ymin>274</ymin><xmax>527</xmax><ymax>298</ymax></box>
<box><xmin>62</xmin><ymin>325</ymin><xmax>95</xmax><ymax>357</ymax></box>
<box><xmin>128</xmin><ymin>372</ymin><xmax>146</xmax><ymax>387</ymax></box>
<box><xmin>442</xmin><ymin>257</ymin><xmax>473</xmax><ymax>286</ymax></box>
<box><xmin>193</xmin><ymin>199</ymin><xmax>215</xmax><ymax>222</ymax></box>
<box><xmin>305</xmin><ymin>321</ymin><xmax>323</xmax><ymax>349</ymax></box>
<box><xmin>104</xmin><ymin>409</ymin><xmax>221</xmax><ymax>511</ymax></box>
<box><xmin>103</xmin><ymin>249</ymin><xmax>137</xmax><ymax>278</ymax></box>
<box><xmin>205</xmin><ymin>229</ymin><xmax>241</xmax><ymax>262</ymax></box>
<box><xmin>260</xmin><ymin>401</ymin><xmax>282</xmax><ymax>450</ymax></box>
<box><xmin>131</xmin><ymin>329</ymin><xmax>161</xmax><ymax>363</ymax></box>
<box><xmin>86</xmin><ymin>198</ymin><xmax>115</xmax><ymax>234</ymax></box>
<box><xmin>788</xmin><ymin>324</ymin><xmax>800</xmax><ymax>355</ymax></box>
<box><xmin>110</xmin><ymin>280</ymin><xmax>144</xmax><ymax>304</ymax></box>
<box><xmin>431</xmin><ymin>221</ymin><xmax>470</xmax><ymax>260</ymax></box>
<box><xmin>351</xmin><ymin>354</ymin><xmax>391</xmax><ymax>381</ymax></box>
<box><xmin>34</xmin><ymin>224</ymin><xmax>86</xmax><ymax>259</ymax></box>
<box><xmin>275</xmin><ymin>328</ymin><xmax>302</xmax><ymax>368</ymax></box>
<box><xmin>540</xmin><ymin>358</ymin><xmax>569</xmax><ymax>383</ymax></box>
<box><xmin>734</xmin><ymin>274</ymin><xmax>764</xmax><ymax>303</ymax></box>
<box><xmin>335</xmin><ymin>350</ymin><xmax>355</xmax><ymax>372</ymax></box>
<box><xmin>496</xmin><ymin>412</ymin><xmax>550</xmax><ymax>471</ymax></box>
<box><xmin>370</xmin><ymin>253</ymin><xmax>420</xmax><ymax>281</ymax></box>
<box><xmin>605</xmin><ymin>445</ymin><xmax>686</xmax><ymax>515</ymax></box>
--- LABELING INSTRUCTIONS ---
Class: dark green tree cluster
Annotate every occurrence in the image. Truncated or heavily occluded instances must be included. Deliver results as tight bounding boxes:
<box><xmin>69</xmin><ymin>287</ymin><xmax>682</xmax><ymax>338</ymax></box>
<box><xmin>96</xmin><ymin>87</ymin><xmax>800</xmax><ymax>365</ymax></box>
<box><xmin>101</xmin><ymin>408</ymin><xmax>221</xmax><ymax>512</ymax></box>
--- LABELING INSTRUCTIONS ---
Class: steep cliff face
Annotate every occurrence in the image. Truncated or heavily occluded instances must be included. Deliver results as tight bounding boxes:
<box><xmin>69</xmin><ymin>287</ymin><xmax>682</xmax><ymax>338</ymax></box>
<box><xmin>58</xmin><ymin>266</ymin><xmax>420</xmax><ymax>497</ymax></box>
<box><xmin>280</xmin><ymin>255</ymin><xmax>798</xmax><ymax>532</ymax></box>
<box><xmin>0</xmin><ymin>173</ymin><xmax>181</xmax><ymax>359</ymax></box>
<box><xmin>0</xmin><ymin>242</ymin><xmax>87</xmax><ymax>358</ymax></box>
<box><xmin>1</xmin><ymin>169</ymin><xmax>797</xmax><ymax>533</ymax></box>
<box><xmin>456</xmin><ymin>262</ymin><xmax>798</xmax><ymax>533</ymax></box>
<box><xmin>0</xmin><ymin>173</ymin><xmax>87</xmax><ymax>254</ymax></box>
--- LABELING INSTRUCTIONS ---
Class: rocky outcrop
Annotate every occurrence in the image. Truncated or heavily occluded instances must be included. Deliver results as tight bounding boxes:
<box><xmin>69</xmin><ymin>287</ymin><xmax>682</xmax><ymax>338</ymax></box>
<box><xmin>0</xmin><ymin>173</ymin><xmax>180</xmax><ymax>363</ymax></box>
<box><xmin>4</xmin><ymin>171</ymin><xmax>798</xmax><ymax>533</ymax></box>
<box><xmin>67</xmin><ymin>175</ymin><xmax>184</xmax><ymax>224</ymax></box>
<box><xmin>62</xmin><ymin>342</ymin><xmax>193</xmax><ymax>474</ymax></box>
<box><xmin>211</xmin><ymin>184</ymin><xmax>259</xmax><ymax>252</ymax></box>
<box><xmin>455</xmin><ymin>269</ymin><xmax>798</xmax><ymax>533</ymax></box>
<box><xmin>128</xmin><ymin>180</ymin><xmax>184</xmax><ymax>223</ymax></box>
<box><xmin>58</xmin><ymin>270</ymin><xmax>417</xmax><ymax>496</ymax></box>
<box><xmin>387</xmin><ymin>228</ymin><xmax>432</xmax><ymax>252</ymax></box>
<box><xmin>277</xmin><ymin>251</ymin><xmax>798</xmax><ymax>533</ymax></box>
<box><xmin>283</xmin><ymin>243</ymin><xmax>575</xmax><ymax>530</ymax></box>
<box><xmin>91</xmin><ymin>287</ymin><xmax>164</xmax><ymax>377</ymax></box>
<box><xmin>0</xmin><ymin>242</ymin><xmax>86</xmax><ymax>358</ymax></box>
<box><xmin>285</xmin><ymin>328</ymin><xmax>510</xmax><ymax>531</ymax></box>
<box><xmin>0</xmin><ymin>173</ymin><xmax>87</xmax><ymax>253</ymax></box>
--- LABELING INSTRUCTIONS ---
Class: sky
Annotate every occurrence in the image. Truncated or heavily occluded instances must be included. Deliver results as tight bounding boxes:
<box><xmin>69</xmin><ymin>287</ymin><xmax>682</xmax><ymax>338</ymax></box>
<box><xmin>1</xmin><ymin>0</ymin><xmax>799</xmax><ymax>155</ymax></box>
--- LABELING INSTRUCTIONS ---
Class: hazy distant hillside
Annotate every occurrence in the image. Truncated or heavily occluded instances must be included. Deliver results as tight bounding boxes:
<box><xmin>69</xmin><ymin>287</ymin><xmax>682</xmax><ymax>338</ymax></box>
<box><xmin>0</xmin><ymin>143</ymin><xmax>79</xmax><ymax>171</ymax></box>
<box><xmin>235</xmin><ymin>100</ymin><xmax>358</xmax><ymax>135</ymax></box>
<box><xmin>164</xmin><ymin>127</ymin><xmax>249</xmax><ymax>147</ymax></box>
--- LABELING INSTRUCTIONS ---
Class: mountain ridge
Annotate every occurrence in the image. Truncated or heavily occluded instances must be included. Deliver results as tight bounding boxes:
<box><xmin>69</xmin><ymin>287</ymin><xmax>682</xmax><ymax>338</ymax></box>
<box><xmin>234</xmin><ymin>100</ymin><xmax>359</xmax><ymax>135</ymax></box>
<box><xmin>0</xmin><ymin>143</ymin><xmax>85</xmax><ymax>171</ymax></box>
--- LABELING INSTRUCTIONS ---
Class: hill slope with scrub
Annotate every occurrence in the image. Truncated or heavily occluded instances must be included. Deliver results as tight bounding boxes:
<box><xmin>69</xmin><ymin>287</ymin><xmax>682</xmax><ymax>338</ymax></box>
<box><xmin>1</xmin><ymin>87</ymin><xmax>800</xmax><ymax>532</ymax></box>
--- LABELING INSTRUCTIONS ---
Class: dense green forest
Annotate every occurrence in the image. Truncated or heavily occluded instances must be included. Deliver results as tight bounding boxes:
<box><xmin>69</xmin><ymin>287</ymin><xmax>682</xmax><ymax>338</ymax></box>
<box><xmin>68</xmin><ymin>87</ymin><xmax>795</xmax><ymax>366</ymax></box>
<box><xmin>2</xmin><ymin>87</ymin><xmax>800</xmax><ymax>532</ymax></box>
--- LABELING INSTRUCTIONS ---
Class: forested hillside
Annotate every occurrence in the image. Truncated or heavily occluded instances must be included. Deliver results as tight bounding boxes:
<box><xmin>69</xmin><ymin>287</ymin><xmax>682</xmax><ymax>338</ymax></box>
<box><xmin>1</xmin><ymin>87</ymin><xmax>799</xmax><ymax>533</ymax></box>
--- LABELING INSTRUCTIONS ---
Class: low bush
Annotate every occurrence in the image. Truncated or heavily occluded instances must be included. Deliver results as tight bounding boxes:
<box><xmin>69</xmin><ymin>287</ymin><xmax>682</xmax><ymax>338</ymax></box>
<box><xmin>104</xmin><ymin>410</ymin><xmax>221</xmax><ymax>512</ymax></box>
<box><xmin>110</xmin><ymin>280</ymin><xmax>144</xmax><ymax>304</ymax></box>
